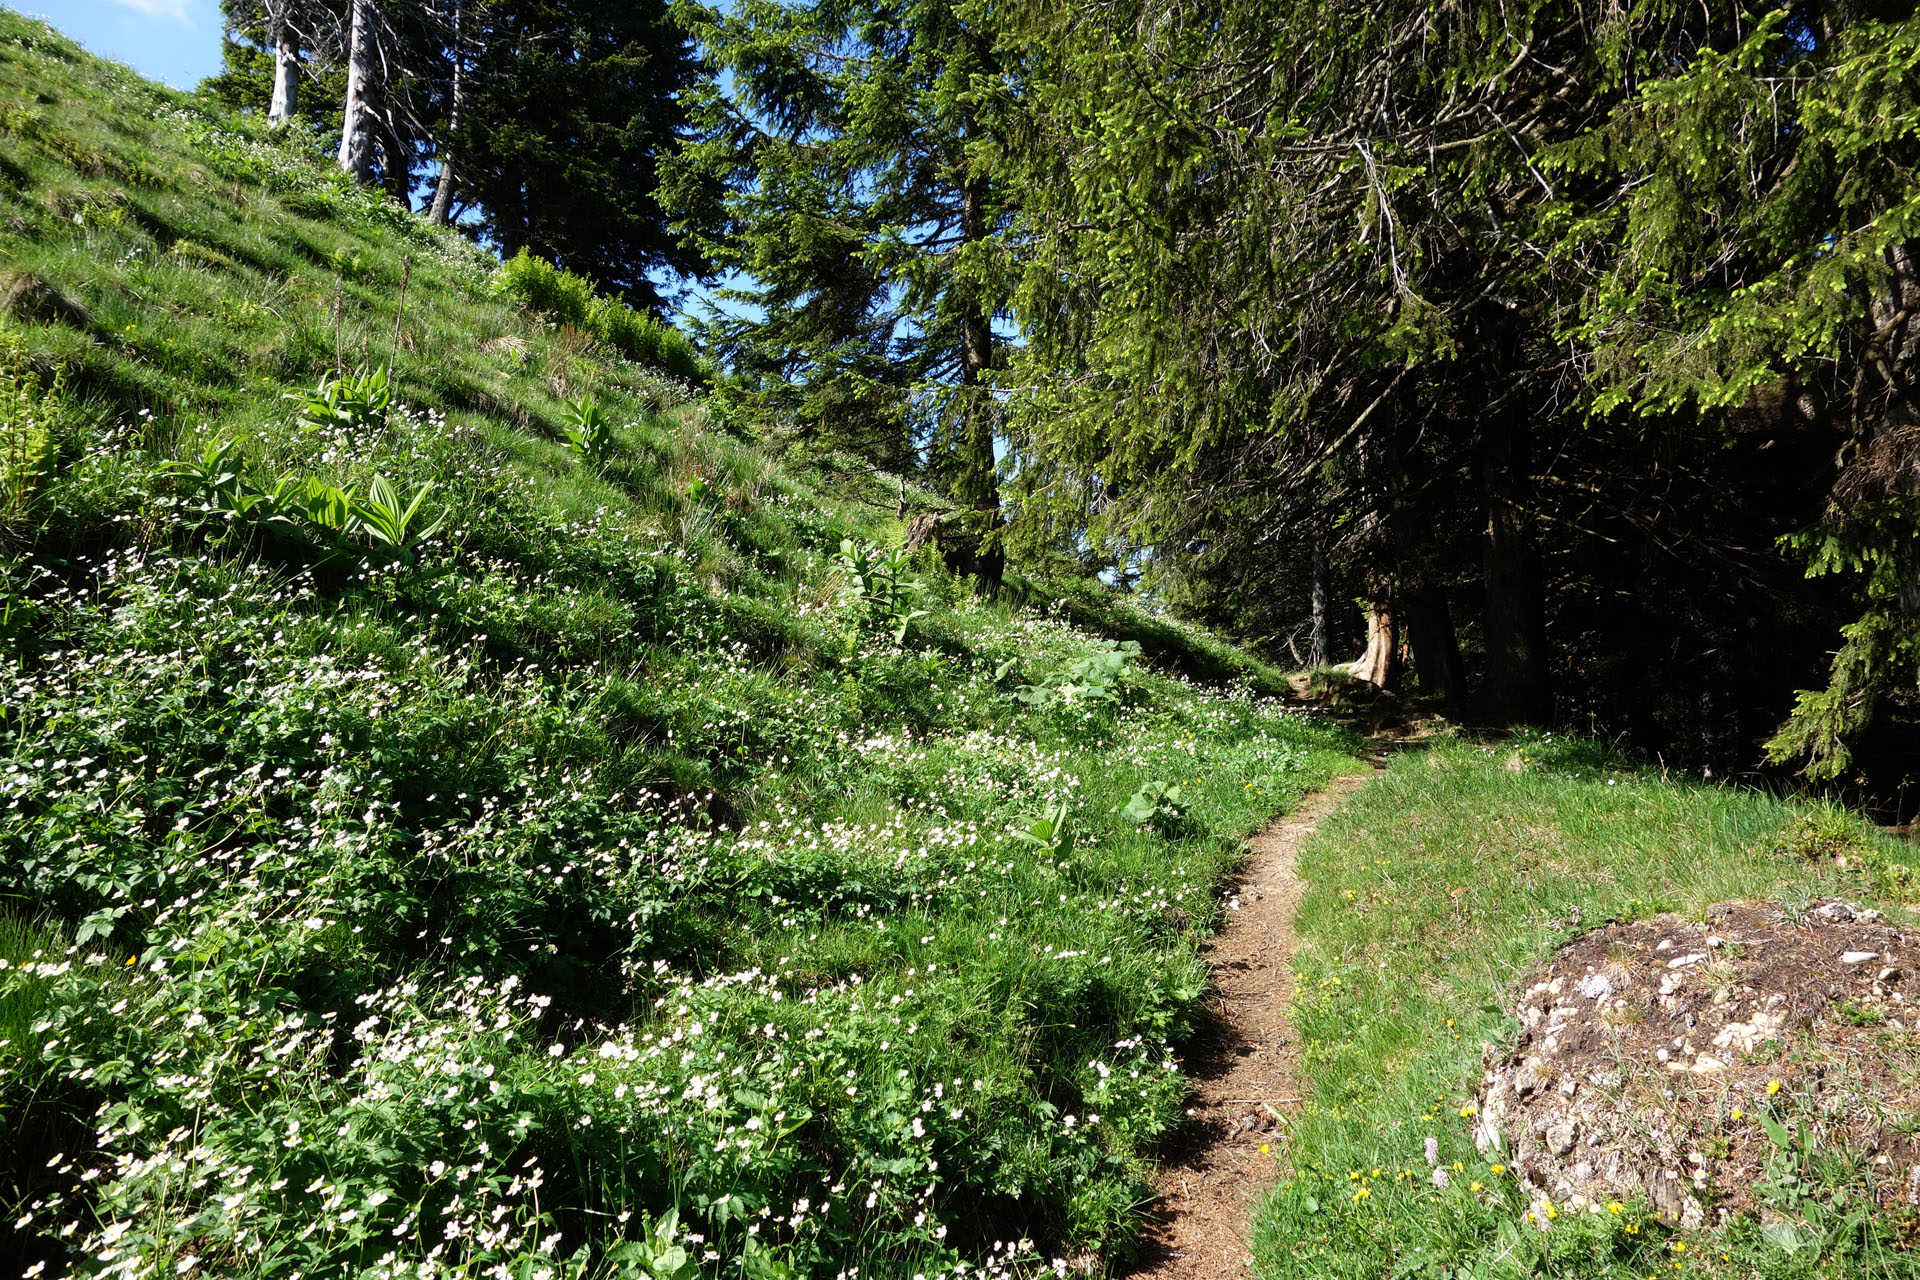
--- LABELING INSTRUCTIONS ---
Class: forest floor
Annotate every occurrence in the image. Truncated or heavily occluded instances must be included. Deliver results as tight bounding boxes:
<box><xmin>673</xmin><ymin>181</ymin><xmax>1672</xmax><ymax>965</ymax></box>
<box><xmin>1126</xmin><ymin>770</ymin><xmax>1376</xmax><ymax>1278</ymax></box>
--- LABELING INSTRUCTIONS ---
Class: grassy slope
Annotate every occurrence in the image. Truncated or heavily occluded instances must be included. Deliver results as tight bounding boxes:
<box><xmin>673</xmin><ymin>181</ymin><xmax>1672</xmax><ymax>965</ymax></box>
<box><xmin>0</xmin><ymin>14</ymin><xmax>1361</xmax><ymax>1279</ymax></box>
<box><xmin>1258</xmin><ymin>734</ymin><xmax>1920</xmax><ymax>1280</ymax></box>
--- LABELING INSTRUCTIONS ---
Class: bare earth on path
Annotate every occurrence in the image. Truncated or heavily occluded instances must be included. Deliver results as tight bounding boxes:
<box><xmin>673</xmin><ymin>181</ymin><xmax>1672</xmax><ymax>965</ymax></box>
<box><xmin>1123</xmin><ymin>769</ymin><xmax>1376</xmax><ymax>1280</ymax></box>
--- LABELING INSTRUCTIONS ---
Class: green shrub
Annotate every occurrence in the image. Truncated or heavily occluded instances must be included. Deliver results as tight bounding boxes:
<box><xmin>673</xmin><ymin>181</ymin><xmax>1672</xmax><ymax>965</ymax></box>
<box><xmin>0</xmin><ymin>331</ymin><xmax>60</xmax><ymax>524</ymax></box>
<box><xmin>284</xmin><ymin>366</ymin><xmax>393</xmax><ymax>435</ymax></box>
<box><xmin>500</xmin><ymin>248</ymin><xmax>594</xmax><ymax>328</ymax></box>
<box><xmin>500</xmin><ymin>250</ymin><xmax>707</xmax><ymax>383</ymax></box>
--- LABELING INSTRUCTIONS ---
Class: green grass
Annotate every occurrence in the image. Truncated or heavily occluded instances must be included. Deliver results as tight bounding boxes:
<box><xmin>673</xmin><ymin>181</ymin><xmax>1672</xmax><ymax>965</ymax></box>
<box><xmin>0</xmin><ymin>13</ymin><xmax>1368</xmax><ymax>1279</ymax></box>
<box><xmin>0</xmin><ymin>13</ymin><xmax>695</xmax><ymax>477</ymax></box>
<box><xmin>1257</xmin><ymin>732</ymin><xmax>1920</xmax><ymax>1280</ymax></box>
<box><xmin>0</xmin><ymin>912</ymin><xmax>60</xmax><ymax>1062</ymax></box>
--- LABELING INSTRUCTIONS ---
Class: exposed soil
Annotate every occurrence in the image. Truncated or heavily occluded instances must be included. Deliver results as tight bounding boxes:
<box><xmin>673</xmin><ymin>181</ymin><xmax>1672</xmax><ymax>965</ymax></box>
<box><xmin>1124</xmin><ymin>770</ymin><xmax>1374</xmax><ymax>1279</ymax></box>
<box><xmin>1476</xmin><ymin>899</ymin><xmax>1920</xmax><ymax>1232</ymax></box>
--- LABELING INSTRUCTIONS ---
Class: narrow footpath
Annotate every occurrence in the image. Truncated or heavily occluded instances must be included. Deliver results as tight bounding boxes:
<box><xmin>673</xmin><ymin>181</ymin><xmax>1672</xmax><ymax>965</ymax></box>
<box><xmin>1125</xmin><ymin>769</ymin><xmax>1375</xmax><ymax>1279</ymax></box>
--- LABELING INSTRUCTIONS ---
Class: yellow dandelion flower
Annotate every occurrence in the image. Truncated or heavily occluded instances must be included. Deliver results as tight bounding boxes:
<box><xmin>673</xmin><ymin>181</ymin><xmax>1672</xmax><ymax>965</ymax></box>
<box><xmin>1766</xmin><ymin>1079</ymin><xmax>1782</xmax><ymax>1095</ymax></box>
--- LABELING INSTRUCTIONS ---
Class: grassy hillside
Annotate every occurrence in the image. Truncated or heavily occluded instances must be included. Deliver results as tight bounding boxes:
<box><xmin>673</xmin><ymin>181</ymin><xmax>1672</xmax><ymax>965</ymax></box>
<box><xmin>0</xmin><ymin>13</ymin><xmax>1360</xmax><ymax>1279</ymax></box>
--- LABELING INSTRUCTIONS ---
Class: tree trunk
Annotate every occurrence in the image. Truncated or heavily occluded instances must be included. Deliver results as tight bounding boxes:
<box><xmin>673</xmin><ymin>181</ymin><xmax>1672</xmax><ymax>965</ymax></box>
<box><xmin>380</xmin><ymin>124</ymin><xmax>412</xmax><ymax>208</ymax></box>
<box><xmin>1402</xmin><ymin>584</ymin><xmax>1465</xmax><ymax>702</ymax></box>
<box><xmin>1308</xmin><ymin>523</ymin><xmax>1331</xmax><ymax>668</ymax></box>
<box><xmin>498</xmin><ymin>182</ymin><xmax>530</xmax><ymax>259</ymax></box>
<box><xmin>267</xmin><ymin>9</ymin><xmax>299</xmax><ymax>129</ymax></box>
<box><xmin>337</xmin><ymin>0</ymin><xmax>376</xmax><ymax>184</ymax></box>
<box><xmin>1346</xmin><ymin>571</ymin><xmax>1399</xmax><ymax>689</ymax></box>
<box><xmin>1481</xmin><ymin>414</ymin><xmax>1552</xmax><ymax>723</ymax></box>
<box><xmin>1390</xmin><ymin>492</ymin><xmax>1466</xmax><ymax>703</ymax></box>
<box><xmin>427</xmin><ymin>0</ymin><xmax>463</xmax><ymax>226</ymax></box>
<box><xmin>951</xmin><ymin>169</ymin><xmax>1003</xmax><ymax>593</ymax></box>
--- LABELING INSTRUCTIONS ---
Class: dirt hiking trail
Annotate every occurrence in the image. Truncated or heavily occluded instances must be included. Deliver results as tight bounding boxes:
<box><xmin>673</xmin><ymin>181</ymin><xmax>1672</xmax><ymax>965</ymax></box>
<box><xmin>1124</xmin><ymin>768</ymin><xmax>1377</xmax><ymax>1280</ymax></box>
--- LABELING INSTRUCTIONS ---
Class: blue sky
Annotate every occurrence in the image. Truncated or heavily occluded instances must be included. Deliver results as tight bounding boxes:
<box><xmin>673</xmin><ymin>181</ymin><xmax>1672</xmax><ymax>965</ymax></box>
<box><xmin>37</xmin><ymin>0</ymin><xmax>224</xmax><ymax>90</ymax></box>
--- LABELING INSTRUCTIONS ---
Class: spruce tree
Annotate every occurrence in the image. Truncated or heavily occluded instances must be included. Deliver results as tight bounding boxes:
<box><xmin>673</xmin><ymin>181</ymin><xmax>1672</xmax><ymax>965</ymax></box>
<box><xmin>455</xmin><ymin>0</ymin><xmax>707</xmax><ymax>308</ymax></box>
<box><xmin>1551</xmin><ymin>5</ymin><xmax>1920</xmax><ymax>777</ymax></box>
<box><xmin>665</xmin><ymin>0</ymin><xmax>1012</xmax><ymax>586</ymax></box>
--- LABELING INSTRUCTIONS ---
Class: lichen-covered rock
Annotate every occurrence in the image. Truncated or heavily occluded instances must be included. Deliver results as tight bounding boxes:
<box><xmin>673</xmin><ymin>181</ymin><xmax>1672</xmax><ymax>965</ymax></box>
<box><xmin>1475</xmin><ymin>900</ymin><xmax>1920</xmax><ymax>1233</ymax></box>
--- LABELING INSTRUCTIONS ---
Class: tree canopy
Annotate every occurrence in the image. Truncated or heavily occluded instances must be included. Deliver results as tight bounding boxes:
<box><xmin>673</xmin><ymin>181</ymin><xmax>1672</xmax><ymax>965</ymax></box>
<box><xmin>664</xmin><ymin>0</ymin><xmax>1012</xmax><ymax>581</ymax></box>
<box><xmin>198</xmin><ymin>0</ymin><xmax>1920</xmax><ymax>800</ymax></box>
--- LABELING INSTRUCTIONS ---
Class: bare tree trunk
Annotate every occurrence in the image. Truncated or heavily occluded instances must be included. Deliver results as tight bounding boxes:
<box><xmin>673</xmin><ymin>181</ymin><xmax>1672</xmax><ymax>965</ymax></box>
<box><xmin>1308</xmin><ymin>521</ymin><xmax>1331</xmax><ymax>667</ymax></box>
<box><xmin>1346</xmin><ymin>571</ymin><xmax>1399</xmax><ymax>689</ymax></box>
<box><xmin>267</xmin><ymin>7</ymin><xmax>299</xmax><ymax>128</ymax></box>
<box><xmin>951</xmin><ymin>169</ymin><xmax>1003</xmax><ymax>593</ymax></box>
<box><xmin>337</xmin><ymin>0</ymin><xmax>376</xmax><ymax>183</ymax></box>
<box><xmin>1402</xmin><ymin>586</ymin><xmax>1464</xmax><ymax>701</ymax></box>
<box><xmin>1481</xmin><ymin>413</ymin><xmax>1551</xmax><ymax>723</ymax></box>
<box><xmin>498</xmin><ymin>182</ymin><xmax>530</xmax><ymax>258</ymax></box>
<box><xmin>427</xmin><ymin>0</ymin><xmax>463</xmax><ymax>226</ymax></box>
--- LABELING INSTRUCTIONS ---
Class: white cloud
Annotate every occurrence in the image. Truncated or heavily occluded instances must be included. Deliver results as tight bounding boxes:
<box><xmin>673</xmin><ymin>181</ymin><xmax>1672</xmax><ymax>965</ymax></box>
<box><xmin>104</xmin><ymin>0</ymin><xmax>195</xmax><ymax>24</ymax></box>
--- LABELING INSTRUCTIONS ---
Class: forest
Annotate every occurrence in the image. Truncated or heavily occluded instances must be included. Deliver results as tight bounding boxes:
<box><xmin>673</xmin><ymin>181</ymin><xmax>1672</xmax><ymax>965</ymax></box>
<box><xmin>205</xmin><ymin>0</ymin><xmax>1920</xmax><ymax>808</ymax></box>
<box><xmin>5</xmin><ymin>1</ymin><xmax>1920</xmax><ymax>1278</ymax></box>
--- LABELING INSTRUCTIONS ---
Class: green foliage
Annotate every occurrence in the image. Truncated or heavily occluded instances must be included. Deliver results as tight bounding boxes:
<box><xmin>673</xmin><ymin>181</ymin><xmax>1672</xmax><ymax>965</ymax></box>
<box><xmin>1119</xmin><ymin>780</ymin><xmax>1185</xmax><ymax>833</ymax></box>
<box><xmin>559</xmin><ymin>395</ymin><xmax>618</xmax><ymax>466</ymax></box>
<box><xmin>285</xmin><ymin>366</ymin><xmax>394</xmax><ymax>435</ymax></box>
<box><xmin>0</xmin><ymin>912</ymin><xmax>59</xmax><ymax>1064</ymax></box>
<box><xmin>0</xmin><ymin>330</ymin><xmax>61</xmax><ymax>525</ymax></box>
<box><xmin>355</xmin><ymin>472</ymin><xmax>447</xmax><ymax>564</ymax></box>
<box><xmin>450</xmin><ymin>0</ymin><xmax>709</xmax><ymax>308</ymax></box>
<box><xmin>155</xmin><ymin>439</ymin><xmax>447</xmax><ymax>569</ymax></box>
<box><xmin>499</xmin><ymin>250</ymin><xmax>707</xmax><ymax>383</ymax></box>
<box><xmin>834</xmin><ymin>538</ymin><xmax>927</xmax><ymax>642</ymax></box>
<box><xmin>1546</xmin><ymin>12</ymin><xmax>1920</xmax><ymax>776</ymax></box>
<box><xmin>1746</xmin><ymin>1101</ymin><xmax>1890</xmax><ymax>1266</ymax></box>
<box><xmin>153</xmin><ymin>435</ymin><xmax>255</xmax><ymax>528</ymax></box>
<box><xmin>501</xmin><ymin>246</ymin><xmax>597</xmax><ymax>328</ymax></box>
<box><xmin>604</xmin><ymin>1208</ymin><xmax>700</xmax><ymax>1280</ymax></box>
<box><xmin>1008</xmin><ymin>799</ymin><xmax>1074</xmax><ymax>860</ymax></box>
<box><xmin>664</xmin><ymin>0</ymin><xmax>1008</xmax><ymax>500</ymax></box>
<box><xmin>1016</xmin><ymin>638</ymin><xmax>1140</xmax><ymax>707</ymax></box>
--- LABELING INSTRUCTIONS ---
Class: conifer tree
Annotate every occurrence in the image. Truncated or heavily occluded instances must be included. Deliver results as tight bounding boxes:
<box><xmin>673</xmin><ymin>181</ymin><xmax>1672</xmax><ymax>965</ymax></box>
<box><xmin>1552</xmin><ymin>5</ymin><xmax>1920</xmax><ymax>777</ymax></box>
<box><xmin>666</xmin><ymin>0</ymin><xmax>1012</xmax><ymax>587</ymax></box>
<box><xmin>994</xmin><ymin>0</ymin><xmax>1782</xmax><ymax>720</ymax></box>
<box><xmin>455</xmin><ymin>0</ymin><xmax>707</xmax><ymax>307</ymax></box>
<box><xmin>205</xmin><ymin>0</ymin><xmax>705</xmax><ymax>307</ymax></box>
